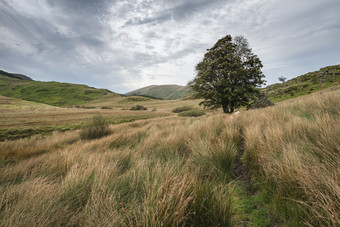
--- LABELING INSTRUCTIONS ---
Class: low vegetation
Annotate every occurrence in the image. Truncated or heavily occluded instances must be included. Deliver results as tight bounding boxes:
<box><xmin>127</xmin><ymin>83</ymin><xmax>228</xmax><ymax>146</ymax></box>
<box><xmin>172</xmin><ymin>105</ymin><xmax>194</xmax><ymax>113</ymax></box>
<box><xmin>178</xmin><ymin>109</ymin><xmax>205</xmax><ymax>117</ymax></box>
<box><xmin>130</xmin><ymin>105</ymin><xmax>148</xmax><ymax>110</ymax></box>
<box><xmin>80</xmin><ymin>115</ymin><xmax>111</xmax><ymax>140</ymax></box>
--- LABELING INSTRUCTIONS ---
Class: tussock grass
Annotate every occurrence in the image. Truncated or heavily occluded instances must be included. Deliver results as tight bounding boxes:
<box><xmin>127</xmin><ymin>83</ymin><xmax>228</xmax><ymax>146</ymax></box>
<box><xmin>179</xmin><ymin>109</ymin><xmax>205</xmax><ymax>117</ymax></box>
<box><xmin>172</xmin><ymin>105</ymin><xmax>193</xmax><ymax>113</ymax></box>
<box><xmin>80</xmin><ymin>115</ymin><xmax>111</xmax><ymax>140</ymax></box>
<box><xmin>238</xmin><ymin>89</ymin><xmax>340</xmax><ymax>226</ymax></box>
<box><xmin>0</xmin><ymin>85</ymin><xmax>339</xmax><ymax>226</ymax></box>
<box><xmin>0</xmin><ymin>115</ymin><xmax>238</xmax><ymax>226</ymax></box>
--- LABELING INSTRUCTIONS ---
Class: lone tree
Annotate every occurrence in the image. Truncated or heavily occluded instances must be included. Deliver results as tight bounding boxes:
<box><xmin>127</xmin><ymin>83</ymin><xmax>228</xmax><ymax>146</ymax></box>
<box><xmin>278</xmin><ymin>76</ymin><xmax>287</xmax><ymax>83</ymax></box>
<box><xmin>188</xmin><ymin>35</ymin><xmax>265</xmax><ymax>113</ymax></box>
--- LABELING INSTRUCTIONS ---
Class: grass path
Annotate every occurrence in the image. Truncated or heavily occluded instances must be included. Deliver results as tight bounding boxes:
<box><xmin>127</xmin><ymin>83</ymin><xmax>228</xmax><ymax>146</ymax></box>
<box><xmin>232</xmin><ymin>128</ymin><xmax>279</xmax><ymax>226</ymax></box>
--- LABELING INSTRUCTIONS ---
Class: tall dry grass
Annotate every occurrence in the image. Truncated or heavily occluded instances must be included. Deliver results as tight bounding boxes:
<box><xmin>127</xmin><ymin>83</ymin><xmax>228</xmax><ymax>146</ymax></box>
<box><xmin>0</xmin><ymin>114</ymin><xmax>238</xmax><ymax>226</ymax></box>
<box><xmin>1</xmin><ymin>86</ymin><xmax>339</xmax><ymax>226</ymax></box>
<box><xmin>238</xmin><ymin>89</ymin><xmax>340</xmax><ymax>226</ymax></box>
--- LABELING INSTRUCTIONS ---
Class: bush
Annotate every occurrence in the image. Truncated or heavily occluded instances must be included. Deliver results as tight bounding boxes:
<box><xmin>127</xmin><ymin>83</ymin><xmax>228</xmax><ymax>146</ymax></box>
<box><xmin>179</xmin><ymin>109</ymin><xmax>205</xmax><ymax>117</ymax></box>
<box><xmin>130</xmin><ymin>105</ymin><xmax>147</xmax><ymax>110</ymax></box>
<box><xmin>101</xmin><ymin>106</ymin><xmax>112</xmax><ymax>109</ymax></box>
<box><xmin>172</xmin><ymin>105</ymin><xmax>193</xmax><ymax>113</ymax></box>
<box><xmin>80</xmin><ymin>115</ymin><xmax>111</xmax><ymax>140</ymax></box>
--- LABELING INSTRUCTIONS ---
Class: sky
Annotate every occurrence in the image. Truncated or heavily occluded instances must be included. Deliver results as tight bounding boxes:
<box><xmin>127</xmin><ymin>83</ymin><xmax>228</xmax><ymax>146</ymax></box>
<box><xmin>1</xmin><ymin>0</ymin><xmax>340</xmax><ymax>94</ymax></box>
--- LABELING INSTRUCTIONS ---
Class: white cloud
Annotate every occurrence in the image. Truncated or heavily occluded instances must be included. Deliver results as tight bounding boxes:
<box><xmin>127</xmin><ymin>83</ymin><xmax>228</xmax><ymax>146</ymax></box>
<box><xmin>0</xmin><ymin>0</ymin><xmax>339</xmax><ymax>93</ymax></box>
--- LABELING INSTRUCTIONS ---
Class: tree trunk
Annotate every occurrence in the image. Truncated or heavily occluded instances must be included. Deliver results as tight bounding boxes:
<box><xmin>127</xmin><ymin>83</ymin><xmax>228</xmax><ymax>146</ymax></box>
<box><xmin>222</xmin><ymin>104</ymin><xmax>229</xmax><ymax>113</ymax></box>
<box><xmin>230</xmin><ymin>102</ymin><xmax>234</xmax><ymax>113</ymax></box>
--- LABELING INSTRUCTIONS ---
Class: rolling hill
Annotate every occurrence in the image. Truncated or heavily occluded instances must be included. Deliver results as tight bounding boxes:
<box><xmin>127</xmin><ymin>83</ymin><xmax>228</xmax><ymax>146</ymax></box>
<box><xmin>0</xmin><ymin>70</ymin><xmax>116</xmax><ymax>106</ymax></box>
<box><xmin>265</xmin><ymin>64</ymin><xmax>340</xmax><ymax>102</ymax></box>
<box><xmin>125</xmin><ymin>84</ymin><xmax>192</xmax><ymax>99</ymax></box>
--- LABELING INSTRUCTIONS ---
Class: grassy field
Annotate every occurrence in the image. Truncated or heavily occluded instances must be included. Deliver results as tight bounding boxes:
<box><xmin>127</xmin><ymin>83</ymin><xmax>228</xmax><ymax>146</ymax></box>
<box><xmin>0</xmin><ymin>94</ymin><xmax>202</xmax><ymax>141</ymax></box>
<box><xmin>0</xmin><ymin>84</ymin><xmax>339</xmax><ymax>226</ymax></box>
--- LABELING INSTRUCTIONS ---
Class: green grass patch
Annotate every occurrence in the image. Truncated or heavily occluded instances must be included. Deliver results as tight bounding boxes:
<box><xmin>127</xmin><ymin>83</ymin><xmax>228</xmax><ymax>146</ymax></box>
<box><xmin>118</xmin><ymin>96</ymin><xmax>152</xmax><ymax>103</ymax></box>
<box><xmin>130</xmin><ymin>105</ymin><xmax>147</xmax><ymax>110</ymax></box>
<box><xmin>80</xmin><ymin>115</ymin><xmax>111</xmax><ymax>140</ymax></box>
<box><xmin>179</xmin><ymin>109</ymin><xmax>205</xmax><ymax>117</ymax></box>
<box><xmin>172</xmin><ymin>105</ymin><xmax>194</xmax><ymax>113</ymax></box>
<box><xmin>0</xmin><ymin>125</ymin><xmax>82</xmax><ymax>141</ymax></box>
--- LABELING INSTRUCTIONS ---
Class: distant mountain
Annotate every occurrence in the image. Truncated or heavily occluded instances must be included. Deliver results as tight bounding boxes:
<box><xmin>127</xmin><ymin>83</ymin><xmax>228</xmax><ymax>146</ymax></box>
<box><xmin>126</xmin><ymin>85</ymin><xmax>192</xmax><ymax>100</ymax></box>
<box><xmin>0</xmin><ymin>70</ymin><xmax>33</xmax><ymax>81</ymax></box>
<box><xmin>0</xmin><ymin>71</ymin><xmax>115</xmax><ymax>106</ymax></box>
<box><xmin>265</xmin><ymin>64</ymin><xmax>340</xmax><ymax>102</ymax></box>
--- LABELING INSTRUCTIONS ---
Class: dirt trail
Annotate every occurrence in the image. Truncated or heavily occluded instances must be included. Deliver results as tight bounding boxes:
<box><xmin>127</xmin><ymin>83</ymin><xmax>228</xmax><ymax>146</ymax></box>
<box><xmin>232</xmin><ymin>128</ymin><xmax>280</xmax><ymax>227</ymax></box>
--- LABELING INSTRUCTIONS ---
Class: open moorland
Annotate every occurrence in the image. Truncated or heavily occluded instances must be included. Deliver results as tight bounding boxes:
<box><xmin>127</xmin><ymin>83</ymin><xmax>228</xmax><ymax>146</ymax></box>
<box><xmin>0</xmin><ymin>94</ymin><xmax>203</xmax><ymax>141</ymax></box>
<box><xmin>0</xmin><ymin>78</ymin><xmax>339</xmax><ymax>226</ymax></box>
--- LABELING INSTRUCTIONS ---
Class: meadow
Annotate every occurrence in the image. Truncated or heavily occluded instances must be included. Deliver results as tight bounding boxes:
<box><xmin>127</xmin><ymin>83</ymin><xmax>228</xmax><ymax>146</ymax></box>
<box><xmin>0</xmin><ymin>85</ymin><xmax>339</xmax><ymax>226</ymax></box>
<box><xmin>0</xmin><ymin>94</ymin><xmax>202</xmax><ymax>141</ymax></box>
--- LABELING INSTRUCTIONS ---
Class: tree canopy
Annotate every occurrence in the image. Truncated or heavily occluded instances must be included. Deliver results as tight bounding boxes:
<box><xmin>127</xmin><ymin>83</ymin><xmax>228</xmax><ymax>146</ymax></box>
<box><xmin>188</xmin><ymin>35</ymin><xmax>265</xmax><ymax>113</ymax></box>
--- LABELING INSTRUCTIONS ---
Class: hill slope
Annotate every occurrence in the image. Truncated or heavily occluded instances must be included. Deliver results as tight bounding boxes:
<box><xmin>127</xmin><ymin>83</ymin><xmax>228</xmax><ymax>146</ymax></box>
<box><xmin>126</xmin><ymin>84</ymin><xmax>191</xmax><ymax>99</ymax></box>
<box><xmin>0</xmin><ymin>69</ymin><xmax>33</xmax><ymax>81</ymax></box>
<box><xmin>0</xmin><ymin>72</ymin><xmax>115</xmax><ymax>106</ymax></box>
<box><xmin>265</xmin><ymin>64</ymin><xmax>340</xmax><ymax>102</ymax></box>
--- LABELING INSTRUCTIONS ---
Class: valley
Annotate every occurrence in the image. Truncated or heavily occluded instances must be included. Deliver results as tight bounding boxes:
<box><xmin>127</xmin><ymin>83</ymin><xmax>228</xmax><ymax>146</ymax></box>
<box><xmin>0</xmin><ymin>68</ymin><xmax>339</xmax><ymax>226</ymax></box>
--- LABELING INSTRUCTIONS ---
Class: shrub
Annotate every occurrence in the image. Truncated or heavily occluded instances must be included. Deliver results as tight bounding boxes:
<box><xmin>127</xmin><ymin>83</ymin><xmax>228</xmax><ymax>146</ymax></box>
<box><xmin>80</xmin><ymin>115</ymin><xmax>111</xmax><ymax>140</ymax></box>
<box><xmin>172</xmin><ymin>105</ymin><xmax>193</xmax><ymax>113</ymax></box>
<box><xmin>101</xmin><ymin>106</ymin><xmax>112</xmax><ymax>109</ymax></box>
<box><xmin>179</xmin><ymin>109</ymin><xmax>205</xmax><ymax>117</ymax></box>
<box><xmin>130</xmin><ymin>105</ymin><xmax>147</xmax><ymax>110</ymax></box>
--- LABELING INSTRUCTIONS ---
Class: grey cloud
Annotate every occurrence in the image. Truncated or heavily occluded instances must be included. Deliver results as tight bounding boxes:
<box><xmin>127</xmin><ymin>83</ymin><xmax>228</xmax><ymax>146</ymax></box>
<box><xmin>45</xmin><ymin>0</ymin><xmax>112</xmax><ymax>15</ymax></box>
<box><xmin>124</xmin><ymin>12</ymin><xmax>172</xmax><ymax>26</ymax></box>
<box><xmin>124</xmin><ymin>0</ymin><xmax>225</xmax><ymax>26</ymax></box>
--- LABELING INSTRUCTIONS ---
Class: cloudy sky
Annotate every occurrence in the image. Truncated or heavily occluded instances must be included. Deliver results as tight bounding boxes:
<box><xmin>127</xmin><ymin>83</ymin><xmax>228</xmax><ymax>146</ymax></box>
<box><xmin>1</xmin><ymin>0</ymin><xmax>339</xmax><ymax>93</ymax></box>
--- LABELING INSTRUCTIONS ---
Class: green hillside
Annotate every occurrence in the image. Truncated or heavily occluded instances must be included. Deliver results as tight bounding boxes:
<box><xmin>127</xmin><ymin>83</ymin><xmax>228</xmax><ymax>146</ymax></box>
<box><xmin>0</xmin><ymin>73</ymin><xmax>115</xmax><ymax>106</ymax></box>
<box><xmin>126</xmin><ymin>84</ymin><xmax>192</xmax><ymax>99</ymax></box>
<box><xmin>265</xmin><ymin>64</ymin><xmax>340</xmax><ymax>102</ymax></box>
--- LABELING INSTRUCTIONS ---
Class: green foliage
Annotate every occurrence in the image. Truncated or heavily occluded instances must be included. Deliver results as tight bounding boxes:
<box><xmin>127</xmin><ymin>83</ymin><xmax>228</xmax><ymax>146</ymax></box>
<box><xmin>101</xmin><ymin>106</ymin><xmax>112</xmax><ymax>109</ymax></box>
<box><xmin>179</xmin><ymin>109</ymin><xmax>205</xmax><ymax>117</ymax></box>
<box><xmin>0</xmin><ymin>74</ymin><xmax>112</xmax><ymax>106</ymax></box>
<box><xmin>130</xmin><ymin>105</ymin><xmax>147</xmax><ymax>110</ymax></box>
<box><xmin>278</xmin><ymin>76</ymin><xmax>287</xmax><ymax>83</ymax></box>
<box><xmin>80</xmin><ymin>115</ymin><xmax>111</xmax><ymax>140</ymax></box>
<box><xmin>188</xmin><ymin>35</ymin><xmax>265</xmax><ymax>113</ymax></box>
<box><xmin>172</xmin><ymin>105</ymin><xmax>194</xmax><ymax>113</ymax></box>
